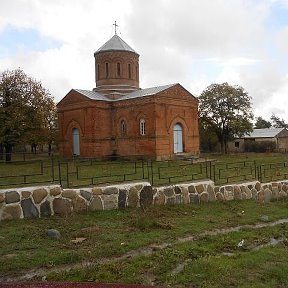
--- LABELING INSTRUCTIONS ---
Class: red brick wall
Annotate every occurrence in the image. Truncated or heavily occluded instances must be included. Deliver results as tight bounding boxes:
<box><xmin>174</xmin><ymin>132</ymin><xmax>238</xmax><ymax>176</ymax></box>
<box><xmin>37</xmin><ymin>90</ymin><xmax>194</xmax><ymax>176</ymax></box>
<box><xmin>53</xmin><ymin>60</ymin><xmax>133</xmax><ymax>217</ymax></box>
<box><xmin>95</xmin><ymin>51</ymin><xmax>139</xmax><ymax>89</ymax></box>
<box><xmin>57</xmin><ymin>85</ymin><xmax>199</xmax><ymax>159</ymax></box>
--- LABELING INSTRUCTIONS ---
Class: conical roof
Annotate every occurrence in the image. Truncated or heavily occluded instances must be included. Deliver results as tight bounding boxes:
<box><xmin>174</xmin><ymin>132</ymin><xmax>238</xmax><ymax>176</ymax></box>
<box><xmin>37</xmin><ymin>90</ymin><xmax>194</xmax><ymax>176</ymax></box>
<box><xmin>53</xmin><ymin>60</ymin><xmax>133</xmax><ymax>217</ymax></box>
<box><xmin>95</xmin><ymin>34</ymin><xmax>138</xmax><ymax>55</ymax></box>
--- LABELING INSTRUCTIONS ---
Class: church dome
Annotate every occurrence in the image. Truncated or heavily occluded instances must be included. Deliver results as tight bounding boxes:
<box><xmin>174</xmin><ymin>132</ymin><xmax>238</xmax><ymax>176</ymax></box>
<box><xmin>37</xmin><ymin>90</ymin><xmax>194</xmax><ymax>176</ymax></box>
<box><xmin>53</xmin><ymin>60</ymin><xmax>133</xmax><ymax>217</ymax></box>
<box><xmin>94</xmin><ymin>34</ymin><xmax>140</xmax><ymax>98</ymax></box>
<box><xmin>94</xmin><ymin>34</ymin><xmax>139</xmax><ymax>55</ymax></box>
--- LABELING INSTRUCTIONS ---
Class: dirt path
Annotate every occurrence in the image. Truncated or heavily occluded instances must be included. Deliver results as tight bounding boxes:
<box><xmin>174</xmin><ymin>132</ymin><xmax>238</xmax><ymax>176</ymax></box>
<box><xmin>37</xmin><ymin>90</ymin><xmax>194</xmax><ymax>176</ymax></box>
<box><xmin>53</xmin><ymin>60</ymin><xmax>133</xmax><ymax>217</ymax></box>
<box><xmin>1</xmin><ymin>218</ymin><xmax>288</xmax><ymax>284</ymax></box>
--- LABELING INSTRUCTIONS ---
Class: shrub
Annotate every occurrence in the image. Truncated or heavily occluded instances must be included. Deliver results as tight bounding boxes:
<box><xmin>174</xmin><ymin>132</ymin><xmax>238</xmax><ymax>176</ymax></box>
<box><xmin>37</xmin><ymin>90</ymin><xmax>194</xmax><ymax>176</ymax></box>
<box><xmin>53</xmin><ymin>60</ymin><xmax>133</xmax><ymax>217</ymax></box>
<box><xmin>244</xmin><ymin>141</ymin><xmax>276</xmax><ymax>153</ymax></box>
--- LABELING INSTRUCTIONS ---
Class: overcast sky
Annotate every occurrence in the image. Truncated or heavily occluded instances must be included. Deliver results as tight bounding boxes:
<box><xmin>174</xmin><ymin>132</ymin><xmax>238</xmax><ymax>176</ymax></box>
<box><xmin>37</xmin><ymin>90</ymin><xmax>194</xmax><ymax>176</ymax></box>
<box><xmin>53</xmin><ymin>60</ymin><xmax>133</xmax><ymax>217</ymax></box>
<box><xmin>0</xmin><ymin>0</ymin><xmax>288</xmax><ymax>120</ymax></box>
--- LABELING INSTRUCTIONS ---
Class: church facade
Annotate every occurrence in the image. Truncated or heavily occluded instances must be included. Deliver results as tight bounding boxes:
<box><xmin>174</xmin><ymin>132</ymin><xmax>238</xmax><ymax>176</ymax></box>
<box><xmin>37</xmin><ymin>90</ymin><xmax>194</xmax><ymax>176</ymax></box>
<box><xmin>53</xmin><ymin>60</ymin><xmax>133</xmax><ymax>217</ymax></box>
<box><xmin>57</xmin><ymin>33</ymin><xmax>199</xmax><ymax>160</ymax></box>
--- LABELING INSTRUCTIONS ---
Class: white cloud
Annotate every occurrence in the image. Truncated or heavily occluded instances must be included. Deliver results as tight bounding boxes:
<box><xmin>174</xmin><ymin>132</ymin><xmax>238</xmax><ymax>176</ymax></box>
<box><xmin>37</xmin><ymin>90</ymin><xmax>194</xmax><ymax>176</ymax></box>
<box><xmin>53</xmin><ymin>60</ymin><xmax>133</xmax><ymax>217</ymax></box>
<box><xmin>0</xmin><ymin>0</ymin><xmax>287</xmax><ymax>122</ymax></box>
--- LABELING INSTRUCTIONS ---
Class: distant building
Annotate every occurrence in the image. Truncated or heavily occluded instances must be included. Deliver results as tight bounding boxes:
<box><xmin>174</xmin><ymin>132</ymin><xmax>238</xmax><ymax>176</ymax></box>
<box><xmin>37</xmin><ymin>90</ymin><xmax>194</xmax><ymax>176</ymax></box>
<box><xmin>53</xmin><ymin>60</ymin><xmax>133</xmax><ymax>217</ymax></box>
<box><xmin>229</xmin><ymin>128</ymin><xmax>288</xmax><ymax>153</ymax></box>
<box><xmin>57</xmin><ymin>32</ymin><xmax>199</xmax><ymax>160</ymax></box>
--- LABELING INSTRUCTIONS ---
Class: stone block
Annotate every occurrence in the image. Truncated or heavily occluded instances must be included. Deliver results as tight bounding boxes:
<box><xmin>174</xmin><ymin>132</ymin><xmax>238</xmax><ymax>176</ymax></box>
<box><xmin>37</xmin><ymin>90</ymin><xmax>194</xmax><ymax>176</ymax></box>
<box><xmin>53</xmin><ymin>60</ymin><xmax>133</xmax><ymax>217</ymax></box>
<box><xmin>195</xmin><ymin>184</ymin><xmax>204</xmax><ymax>194</ymax></box>
<box><xmin>103</xmin><ymin>195</ymin><xmax>118</xmax><ymax>210</ymax></box>
<box><xmin>215</xmin><ymin>192</ymin><xmax>224</xmax><ymax>201</ymax></box>
<box><xmin>257</xmin><ymin>189</ymin><xmax>265</xmax><ymax>203</ymax></box>
<box><xmin>5</xmin><ymin>191</ymin><xmax>20</xmax><ymax>204</ymax></box>
<box><xmin>174</xmin><ymin>186</ymin><xmax>182</xmax><ymax>194</ymax></box>
<box><xmin>118</xmin><ymin>189</ymin><xmax>127</xmax><ymax>209</ymax></box>
<box><xmin>163</xmin><ymin>187</ymin><xmax>174</xmax><ymax>197</ymax></box>
<box><xmin>207</xmin><ymin>186</ymin><xmax>216</xmax><ymax>201</ymax></box>
<box><xmin>80</xmin><ymin>190</ymin><xmax>92</xmax><ymax>201</ymax></box>
<box><xmin>50</xmin><ymin>186</ymin><xmax>62</xmax><ymax>196</ymax></box>
<box><xmin>189</xmin><ymin>193</ymin><xmax>199</xmax><ymax>204</ymax></box>
<box><xmin>2</xmin><ymin>204</ymin><xmax>22</xmax><ymax>220</ymax></box>
<box><xmin>62</xmin><ymin>189</ymin><xmax>77</xmax><ymax>199</ymax></box>
<box><xmin>181</xmin><ymin>187</ymin><xmax>190</xmax><ymax>204</ymax></box>
<box><xmin>279</xmin><ymin>191</ymin><xmax>287</xmax><ymax>199</ymax></box>
<box><xmin>89</xmin><ymin>196</ymin><xmax>103</xmax><ymax>211</ymax></box>
<box><xmin>153</xmin><ymin>191</ymin><xmax>165</xmax><ymax>205</ymax></box>
<box><xmin>140</xmin><ymin>186</ymin><xmax>153</xmax><ymax>208</ymax></box>
<box><xmin>282</xmin><ymin>184</ymin><xmax>288</xmax><ymax>192</ymax></box>
<box><xmin>21</xmin><ymin>191</ymin><xmax>31</xmax><ymax>199</ymax></box>
<box><xmin>32</xmin><ymin>188</ymin><xmax>48</xmax><ymax>204</ymax></box>
<box><xmin>135</xmin><ymin>184</ymin><xmax>144</xmax><ymax>191</ymax></box>
<box><xmin>251</xmin><ymin>188</ymin><xmax>258</xmax><ymax>200</ymax></box>
<box><xmin>241</xmin><ymin>192</ymin><xmax>247</xmax><ymax>200</ymax></box>
<box><xmin>234</xmin><ymin>186</ymin><xmax>242</xmax><ymax>200</ymax></box>
<box><xmin>103</xmin><ymin>187</ymin><xmax>118</xmax><ymax>195</ymax></box>
<box><xmin>255</xmin><ymin>182</ymin><xmax>261</xmax><ymax>191</ymax></box>
<box><xmin>188</xmin><ymin>185</ymin><xmax>196</xmax><ymax>194</ymax></box>
<box><xmin>21</xmin><ymin>199</ymin><xmax>39</xmax><ymax>219</ymax></box>
<box><xmin>224</xmin><ymin>190</ymin><xmax>234</xmax><ymax>201</ymax></box>
<box><xmin>40</xmin><ymin>201</ymin><xmax>52</xmax><ymax>217</ymax></box>
<box><xmin>128</xmin><ymin>187</ymin><xmax>139</xmax><ymax>207</ymax></box>
<box><xmin>175</xmin><ymin>194</ymin><xmax>182</xmax><ymax>204</ymax></box>
<box><xmin>92</xmin><ymin>187</ymin><xmax>103</xmax><ymax>195</ymax></box>
<box><xmin>200</xmin><ymin>192</ymin><xmax>209</xmax><ymax>203</ymax></box>
<box><xmin>72</xmin><ymin>195</ymin><xmax>87</xmax><ymax>212</ymax></box>
<box><xmin>53</xmin><ymin>198</ymin><xmax>72</xmax><ymax>215</ymax></box>
<box><xmin>272</xmin><ymin>187</ymin><xmax>279</xmax><ymax>200</ymax></box>
<box><xmin>0</xmin><ymin>193</ymin><xmax>4</xmax><ymax>203</ymax></box>
<box><xmin>225</xmin><ymin>185</ymin><xmax>234</xmax><ymax>192</ymax></box>
<box><xmin>245</xmin><ymin>188</ymin><xmax>252</xmax><ymax>199</ymax></box>
<box><xmin>166</xmin><ymin>197</ymin><xmax>176</xmax><ymax>205</ymax></box>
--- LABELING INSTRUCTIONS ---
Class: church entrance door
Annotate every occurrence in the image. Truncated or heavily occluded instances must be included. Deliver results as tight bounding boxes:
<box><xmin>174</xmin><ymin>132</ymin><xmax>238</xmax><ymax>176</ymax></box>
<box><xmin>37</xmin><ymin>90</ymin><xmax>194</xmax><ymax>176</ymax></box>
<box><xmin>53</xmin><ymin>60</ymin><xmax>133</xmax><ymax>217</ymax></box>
<box><xmin>173</xmin><ymin>123</ymin><xmax>183</xmax><ymax>153</ymax></box>
<box><xmin>72</xmin><ymin>128</ymin><xmax>80</xmax><ymax>156</ymax></box>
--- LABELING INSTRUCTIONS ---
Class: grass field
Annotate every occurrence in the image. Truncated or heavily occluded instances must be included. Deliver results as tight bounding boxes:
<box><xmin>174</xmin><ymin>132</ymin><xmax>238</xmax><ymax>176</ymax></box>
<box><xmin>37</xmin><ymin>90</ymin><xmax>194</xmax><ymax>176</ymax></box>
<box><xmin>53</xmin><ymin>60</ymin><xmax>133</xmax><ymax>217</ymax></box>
<box><xmin>1</xmin><ymin>199</ymin><xmax>288</xmax><ymax>287</ymax></box>
<box><xmin>0</xmin><ymin>152</ymin><xmax>288</xmax><ymax>189</ymax></box>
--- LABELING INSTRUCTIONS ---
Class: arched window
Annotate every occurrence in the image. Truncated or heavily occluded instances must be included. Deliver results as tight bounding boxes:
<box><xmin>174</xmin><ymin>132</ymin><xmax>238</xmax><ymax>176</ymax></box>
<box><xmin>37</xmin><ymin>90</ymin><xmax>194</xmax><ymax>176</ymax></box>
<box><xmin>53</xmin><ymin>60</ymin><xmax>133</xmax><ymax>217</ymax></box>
<box><xmin>173</xmin><ymin>123</ymin><xmax>183</xmax><ymax>153</ymax></box>
<box><xmin>72</xmin><ymin>128</ymin><xmax>80</xmax><ymax>156</ymax></box>
<box><xmin>140</xmin><ymin>119</ymin><xmax>145</xmax><ymax>136</ymax></box>
<box><xmin>128</xmin><ymin>64</ymin><xmax>131</xmax><ymax>79</ymax></box>
<box><xmin>120</xmin><ymin>120</ymin><xmax>126</xmax><ymax>135</ymax></box>
<box><xmin>136</xmin><ymin>65</ymin><xmax>139</xmax><ymax>81</ymax></box>
<box><xmin>117</xmin><ymin>63</ymin><xmax>121</xmax><ymax>77</ymax></box>
<box><xmin>105</xmin><ymin>62</ymin><xmax>109</xmax><ymax>78</ymax></box>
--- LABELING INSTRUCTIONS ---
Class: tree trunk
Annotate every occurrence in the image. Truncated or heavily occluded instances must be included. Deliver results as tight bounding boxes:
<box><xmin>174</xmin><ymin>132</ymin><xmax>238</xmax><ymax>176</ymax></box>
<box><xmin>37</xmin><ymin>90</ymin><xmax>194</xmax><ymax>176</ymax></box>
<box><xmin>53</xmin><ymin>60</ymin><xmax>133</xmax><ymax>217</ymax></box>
<box><xmin>5</xmin><ymin>143</ymin><xmax>12</xmax><ymax>162</ymax></box>
<box><xmin>0</xmin><ymin>144</ymin><xmax>3</xmax><ymax>160</ymax></box>
<box><xmin>48</xmin><ymin>143</ymin><xmax>52</xmax><ymax>156</ymax></box>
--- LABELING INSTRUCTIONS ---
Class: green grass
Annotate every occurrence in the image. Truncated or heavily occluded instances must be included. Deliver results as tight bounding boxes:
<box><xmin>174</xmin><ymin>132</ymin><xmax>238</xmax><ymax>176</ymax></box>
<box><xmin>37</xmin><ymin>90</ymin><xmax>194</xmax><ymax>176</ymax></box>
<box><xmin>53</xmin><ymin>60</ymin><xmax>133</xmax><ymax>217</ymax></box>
<box><xmin>1</xmin><ymin>152</ymin><xmax>288</xmax><ymax>188</ymax></box>
<box><xmin>1</xmin><ymin>199</ymin><xmax>288</xmax><ymax>287</ymax></box>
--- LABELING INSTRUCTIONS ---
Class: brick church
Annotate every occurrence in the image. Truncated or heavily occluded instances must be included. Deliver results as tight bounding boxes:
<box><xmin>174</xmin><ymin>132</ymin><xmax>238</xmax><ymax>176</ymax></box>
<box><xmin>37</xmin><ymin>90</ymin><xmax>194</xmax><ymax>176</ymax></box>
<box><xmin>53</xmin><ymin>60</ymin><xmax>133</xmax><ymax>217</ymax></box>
<box><xmin>57</xmin><ymin>31</ymin><xmax>199</xmax><ymax>160</ymax></box>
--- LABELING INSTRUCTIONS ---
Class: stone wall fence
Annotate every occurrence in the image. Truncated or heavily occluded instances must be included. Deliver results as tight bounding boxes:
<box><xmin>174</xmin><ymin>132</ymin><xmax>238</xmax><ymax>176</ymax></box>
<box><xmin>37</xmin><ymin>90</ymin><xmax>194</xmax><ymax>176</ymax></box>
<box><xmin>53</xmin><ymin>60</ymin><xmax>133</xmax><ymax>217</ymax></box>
<box><xmin>1</xmin><ymin>179</ymin><xmax>288</xmax><ymax>221</ymax></box>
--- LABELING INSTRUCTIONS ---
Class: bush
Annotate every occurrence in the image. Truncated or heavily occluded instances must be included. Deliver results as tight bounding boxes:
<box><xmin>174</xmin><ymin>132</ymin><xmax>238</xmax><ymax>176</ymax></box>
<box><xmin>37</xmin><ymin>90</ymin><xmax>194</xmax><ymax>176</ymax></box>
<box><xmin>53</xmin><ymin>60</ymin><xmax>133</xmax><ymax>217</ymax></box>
<box><xmin>244</xmin><ymin>141</ymin><xmax>276</xmax><ymax>153</ymax></box>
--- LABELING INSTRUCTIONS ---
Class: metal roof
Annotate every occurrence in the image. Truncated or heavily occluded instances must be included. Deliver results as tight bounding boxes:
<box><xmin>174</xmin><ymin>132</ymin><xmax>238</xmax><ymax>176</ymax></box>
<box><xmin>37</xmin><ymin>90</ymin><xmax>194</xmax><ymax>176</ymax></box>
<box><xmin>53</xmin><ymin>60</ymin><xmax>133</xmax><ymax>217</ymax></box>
<box><xmin>118</xmin><ymin>84</ymin><xmax>176</xmax><ymax>101</ymax></box>
<box><xmin>95</xmin><ymin>34</ymin><xmax>138</xmax><ymax>55</ymax></box>
<box><xmin>244</xmin><ymin>128</ymin><xmax>286</xmax><ymax>138</ymax></box>
<box><xmin>74</xmin><ymin>84</ymin><xmax>177</xmax><ymax>102</ymax></box>
<box><xmin>74</xmin><ymin>89</ymin><xmax>110</xmax><ymax>101</ymax></box>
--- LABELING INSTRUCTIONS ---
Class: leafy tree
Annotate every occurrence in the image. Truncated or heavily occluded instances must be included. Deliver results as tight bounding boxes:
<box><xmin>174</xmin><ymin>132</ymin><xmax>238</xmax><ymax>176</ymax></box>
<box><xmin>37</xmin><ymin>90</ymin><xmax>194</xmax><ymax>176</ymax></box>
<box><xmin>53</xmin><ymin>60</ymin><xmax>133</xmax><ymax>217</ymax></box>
<box><xmin>254</xmin><ymin>116</ymin><xmax>271</xmax><ymax>129</ymax></box>
<box><xmin>0</xmin><ymin>69</ymin><xmax>57</xmax><ymax>161</ymax></box>
<box><xmin>270</xmin><ymin>114</ymin><xmax>287</xmax><ymax>128</ymax></box>
<box><xmin>199</xmin><ymin>82</ymin><xmax>253</xmax><ymax>153</ymax></box>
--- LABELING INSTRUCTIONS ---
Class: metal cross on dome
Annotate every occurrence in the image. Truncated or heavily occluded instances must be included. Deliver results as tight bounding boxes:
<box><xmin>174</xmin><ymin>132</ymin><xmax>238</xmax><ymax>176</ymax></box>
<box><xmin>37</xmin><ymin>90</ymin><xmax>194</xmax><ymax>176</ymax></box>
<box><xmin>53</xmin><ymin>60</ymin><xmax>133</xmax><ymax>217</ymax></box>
<box><xmin>113</xmin><ymin>21</ymin><xmax>119</xmax><ymax>35</ymax></box>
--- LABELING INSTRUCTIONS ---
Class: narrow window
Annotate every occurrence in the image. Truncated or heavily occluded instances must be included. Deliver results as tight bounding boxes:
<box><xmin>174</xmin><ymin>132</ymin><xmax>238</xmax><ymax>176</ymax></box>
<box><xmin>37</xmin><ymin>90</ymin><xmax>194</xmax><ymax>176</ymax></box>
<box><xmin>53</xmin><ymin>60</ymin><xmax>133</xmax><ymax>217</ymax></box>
<box><xmin>121</xmin><ymin>120</ymin><xmax>126</xmax><ymax>135</ymax></box>
<box><xmin>117</xmin><ymin>63</ymin><xmax>121</xmax><ymax>77</ymax></box>
<box><xmin>140</xmin><ymin>119</ymin><xmax>145</xmax><ymax>136</ymax></box>
<box><xmin>97</xmin><ymin>64</ymin><xmax>100</xmax><ymax>80</ymax></box>
<box><xmin>105</xmin><ymin>63</ymin><xmax>109</xmax><ymax>78</ymax></box>
<box><xmin>128</xmin><ymin>64</ymin><xmax>131</xmax><ymax>79</ymax></box>
<box><xmin>235</xmin><ymin>141</ymin><xmax>240</xmax><ymax>148</ymax></box>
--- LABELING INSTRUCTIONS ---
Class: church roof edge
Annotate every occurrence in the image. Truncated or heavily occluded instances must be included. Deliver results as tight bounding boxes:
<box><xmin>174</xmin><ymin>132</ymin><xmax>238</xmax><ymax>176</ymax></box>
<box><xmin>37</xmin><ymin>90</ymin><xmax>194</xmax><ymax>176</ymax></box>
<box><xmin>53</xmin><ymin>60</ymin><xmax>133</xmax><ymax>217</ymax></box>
<box><xmin>63</xmin><ymin>83</ymin><xmax>196</xmax><ymax>103</ymax></box>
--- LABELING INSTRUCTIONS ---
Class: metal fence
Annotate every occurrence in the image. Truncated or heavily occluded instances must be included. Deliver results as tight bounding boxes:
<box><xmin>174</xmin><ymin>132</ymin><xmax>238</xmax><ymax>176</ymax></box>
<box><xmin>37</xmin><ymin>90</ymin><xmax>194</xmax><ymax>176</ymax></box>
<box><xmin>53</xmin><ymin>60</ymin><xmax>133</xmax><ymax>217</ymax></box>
<box><xmin>0</xmin><ymin>154</ymin><xmax>288</xmax><ymax>188</ymax></box>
